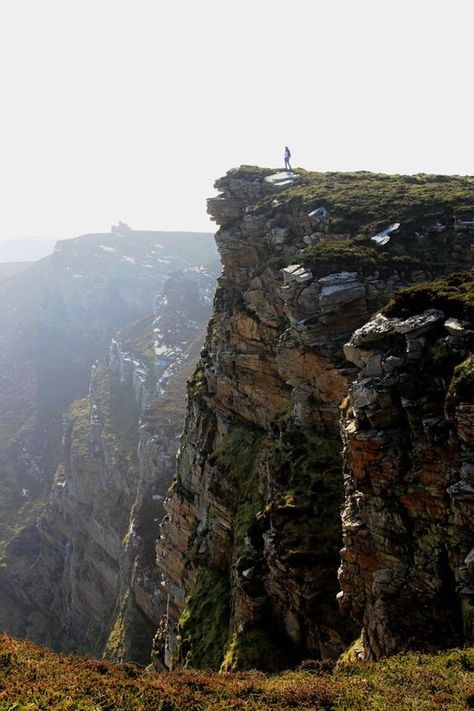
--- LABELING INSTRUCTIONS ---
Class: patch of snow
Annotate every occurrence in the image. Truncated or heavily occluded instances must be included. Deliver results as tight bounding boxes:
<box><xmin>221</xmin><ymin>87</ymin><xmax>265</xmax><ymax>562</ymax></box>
<box><xmin>154</xmin><ymin>344</ymin><xmax>179</xmax><ymax>357</ymax></box>
<box><xmin>308</xmin><ymin>207</ymin><xmax>328</xmax><ymax>220</ymax></box>
<box><xmin>265</xmin><ymin>171</ymin><xmax>298</xmax><ymax>187</ymax></box>
<box><xmin>371</xmin><ymin>222</ymin><xmax>400</xmax><ymax>246</ymax></box>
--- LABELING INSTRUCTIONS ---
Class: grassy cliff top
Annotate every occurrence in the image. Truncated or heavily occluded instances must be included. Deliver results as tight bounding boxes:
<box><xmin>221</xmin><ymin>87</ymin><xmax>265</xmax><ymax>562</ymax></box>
<box><xmin>1</xmin><ymin>635</ymin><xmax>474</xmax><ymax>710</ymax></box>
<box><xmin>222</xmin><ymin>167</ymin><xmax>474</xmax><ymax>279</ymax></box>
<box><xmin>236</xmin><ymin>167</ymin><xmax>474</xmax><ymax>236</ymax></box>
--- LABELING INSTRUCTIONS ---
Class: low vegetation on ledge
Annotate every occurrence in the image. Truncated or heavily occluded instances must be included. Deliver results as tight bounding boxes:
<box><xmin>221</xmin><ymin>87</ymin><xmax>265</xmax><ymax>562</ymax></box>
<box><xmin>1</xmin><ymin>635</ymin><xmax>474</xmax><ymax>710</ymax></box>
<box><xmin>300</xmin><ymin>238</ymin><xmax>431</xmax><ymax>279</ymax></box>
<box><xmin>385</xmin><ymin>272</ymin><xmax>474</xmax><ymax>321</ymax></box>
<box><xmin>226</xmin><ymin>167</ymin><xmax>474</xmax><ymax>281</ymax></box>
<box><xmin>248</xmin><ymin>168</ymin><xmax>474</xmax><ymax>236</ymax></box>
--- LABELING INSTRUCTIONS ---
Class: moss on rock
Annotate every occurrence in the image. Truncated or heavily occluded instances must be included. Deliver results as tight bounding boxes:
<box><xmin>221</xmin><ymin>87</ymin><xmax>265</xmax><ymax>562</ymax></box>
<box><xmin>209</xmin><ymin>425</ymin><xmax>265</xmax><ymax>558</ymax></box>
<box><xmin>188</xmin><ymin>360</ymin><xmax>207</xmax><ymax>399</ymax></box>
<box><xmin>302</xmin><ymin>240</ymin><xmax>380</xmax><ymax>277</ymax></box>
<box><xmin>221</xmin><ymin>627</ymin><xmax>291</xmax><ymax>672</ymax></box>
<box><xmin>448</xmin><ymin>355</ymin><xmax>474</xmax><ymax>403</ymax></box>
<box><xmin>264</xmin><ymin>419</ymin><xmax>343</xmax><ymax>564</ymax></box>
<box><xmin>385</xmin><ymin>272</ymin><xmax>474</xmax><ymax>321</ymax></box>
<box><xmin>179</xmin><ymin>568</ymin><xmax>231</xmax><ymax>670</ymax></box>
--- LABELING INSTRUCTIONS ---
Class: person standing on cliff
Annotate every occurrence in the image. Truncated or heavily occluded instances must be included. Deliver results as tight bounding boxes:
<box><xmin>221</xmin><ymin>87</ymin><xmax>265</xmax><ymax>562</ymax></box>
<box><xmin>284</xmin><ymin>146</ymin><xmax>292</xmax><ymax>171</ymax></box>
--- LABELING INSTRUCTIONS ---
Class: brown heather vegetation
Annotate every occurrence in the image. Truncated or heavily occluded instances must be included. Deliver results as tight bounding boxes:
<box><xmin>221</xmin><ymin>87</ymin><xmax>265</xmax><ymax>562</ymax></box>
<box><xmin>1</xmin><ymin>636</ymin><xmax>474</xmax><ymax>710</ymax></box>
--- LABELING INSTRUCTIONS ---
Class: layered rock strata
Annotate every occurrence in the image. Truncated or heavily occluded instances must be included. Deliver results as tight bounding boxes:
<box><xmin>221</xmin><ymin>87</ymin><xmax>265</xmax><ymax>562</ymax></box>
<box><xmin>156</xmin><ymin>168</ymin><xmax>473</xmax><ymax>670</ymax></box>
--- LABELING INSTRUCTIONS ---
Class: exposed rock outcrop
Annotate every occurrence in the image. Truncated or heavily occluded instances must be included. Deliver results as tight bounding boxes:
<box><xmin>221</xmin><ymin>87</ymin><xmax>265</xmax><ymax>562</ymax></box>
<box><xmin>339</xmin><ymin>274</ymin><xmax>474</xmax><ymax>659</ymax></box>
<box><xmin>156</xmin><ymin>167</ymin><xmax>474</xmax><ymax>670</ymax></box>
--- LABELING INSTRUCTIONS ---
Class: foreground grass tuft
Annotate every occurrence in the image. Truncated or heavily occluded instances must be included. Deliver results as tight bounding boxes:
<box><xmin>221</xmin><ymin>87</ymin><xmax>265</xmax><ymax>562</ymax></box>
<box><xmin>1</xmin><ymin>635</ymin><xmax>474</xmax><ymax>709</ymax></box>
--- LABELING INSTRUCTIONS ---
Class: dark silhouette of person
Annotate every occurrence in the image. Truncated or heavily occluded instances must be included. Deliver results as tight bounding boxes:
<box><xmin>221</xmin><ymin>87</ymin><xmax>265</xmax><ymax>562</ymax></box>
<box><xmin>284</xmin><ymin>146</ymin><xmax>292</xmax><ymax>171</ymax></box>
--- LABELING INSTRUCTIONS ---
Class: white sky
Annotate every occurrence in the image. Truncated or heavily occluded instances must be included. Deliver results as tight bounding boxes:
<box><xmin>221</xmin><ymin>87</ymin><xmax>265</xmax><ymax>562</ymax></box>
<box><xmin>0</xmin><ymin>0</ymin><xmax>472</xmax><ymax>242</ymax></box>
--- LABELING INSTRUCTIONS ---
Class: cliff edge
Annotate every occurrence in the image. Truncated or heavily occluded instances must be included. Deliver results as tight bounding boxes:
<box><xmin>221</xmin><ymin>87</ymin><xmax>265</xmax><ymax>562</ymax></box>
<box><xmin>156</xmin><ymin>167</ymin><xmax>474</xmax><ymax>670</ymax></box>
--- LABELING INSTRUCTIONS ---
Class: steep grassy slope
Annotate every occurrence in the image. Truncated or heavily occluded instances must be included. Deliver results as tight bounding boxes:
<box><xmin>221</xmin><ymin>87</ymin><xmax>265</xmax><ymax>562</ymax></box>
<box><xmin>0</xmin><ymin>635</ymin><xmax>474</xmax><ymax>710</ymax></box>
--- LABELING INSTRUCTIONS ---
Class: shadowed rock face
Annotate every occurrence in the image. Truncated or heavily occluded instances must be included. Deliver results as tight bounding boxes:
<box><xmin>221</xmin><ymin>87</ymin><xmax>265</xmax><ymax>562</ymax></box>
<box><xmin>155</xmin><ymin>167</ymin><xmax>474</xmax><ymax>670</ymax></box>
<box><xmin>339</xmin><ymin>282</ymin><xmax>474</xmax><ymax>660</ymax></box>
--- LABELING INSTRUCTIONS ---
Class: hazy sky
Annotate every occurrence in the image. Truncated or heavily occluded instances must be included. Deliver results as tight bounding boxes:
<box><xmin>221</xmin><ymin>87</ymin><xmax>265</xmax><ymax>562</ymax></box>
<box><xmin>0</xmin><ymin>0</ymin><xmax>472</xmax><ymax>242</ymax></box>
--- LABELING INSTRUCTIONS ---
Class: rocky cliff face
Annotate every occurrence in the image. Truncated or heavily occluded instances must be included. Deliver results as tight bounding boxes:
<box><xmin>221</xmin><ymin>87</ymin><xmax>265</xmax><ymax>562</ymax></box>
<box><xmin>23</xmin><ymin>266</ymin><xmax>215</xmax><ymax>661</ymax></box>
<box><xmin>339</xmin><ymin>273</ymin><xmax>474</xmax><ymax>659</ymax></box>
<box><xmin>0</xmin><ymin>230</ymin><xmax>217</xmax><ymax>654</ymax></box>
<box><xmin>156</xmin><ymin>167</ymin><xmax>474</xmax><ymax>670</ymax></box>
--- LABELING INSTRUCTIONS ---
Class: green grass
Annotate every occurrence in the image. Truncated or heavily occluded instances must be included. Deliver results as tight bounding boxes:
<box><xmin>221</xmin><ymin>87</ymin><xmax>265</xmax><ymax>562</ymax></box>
<box><xmin>385</xmin><ymin>271</ymin><xmax>474</xmax><ymax>320</ymax></box>
<box><xmin>224</xmin><ymin>165</ymin><xmax>276</xmax><ymax>178</ymax></box>
<box><xmin>1</xmin><ymin>635</ymin><xmax>474</xmax><ymax>709</ymax></box>
<box><xmin>248</xmin><ymin>168</ymin><xmax>474</xmax><ymax>236</ymax></box>
<box><xmin>177</xmin><ymin>426</ymin><xmax>265</xmax><ymax>671</ymax></box>
<box><xmin>221</xmin><ymin>167</ymin><xmax>474</xmax><ymax>281</ymax></box>
<box><xmin>301</xmin><ymin>236</ymin><xmax>441</xmax><ymax>279</ymax></box>
<box><xmin>302</xmin><ymin>239</ymin><xmax>380</xmax><ymax>276</ymax></box>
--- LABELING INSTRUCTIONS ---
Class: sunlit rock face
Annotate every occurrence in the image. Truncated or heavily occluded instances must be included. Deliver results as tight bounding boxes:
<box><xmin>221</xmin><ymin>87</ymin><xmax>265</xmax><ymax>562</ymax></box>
<box><xmin>155</xmin><ymin>167</ymin><xmax>474</xmax><ymax>670</ymax></box>
<box><xmin>339</xmin><ymin>280</ymin><xmax>474</xmax><ymax>660</ymax></box>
